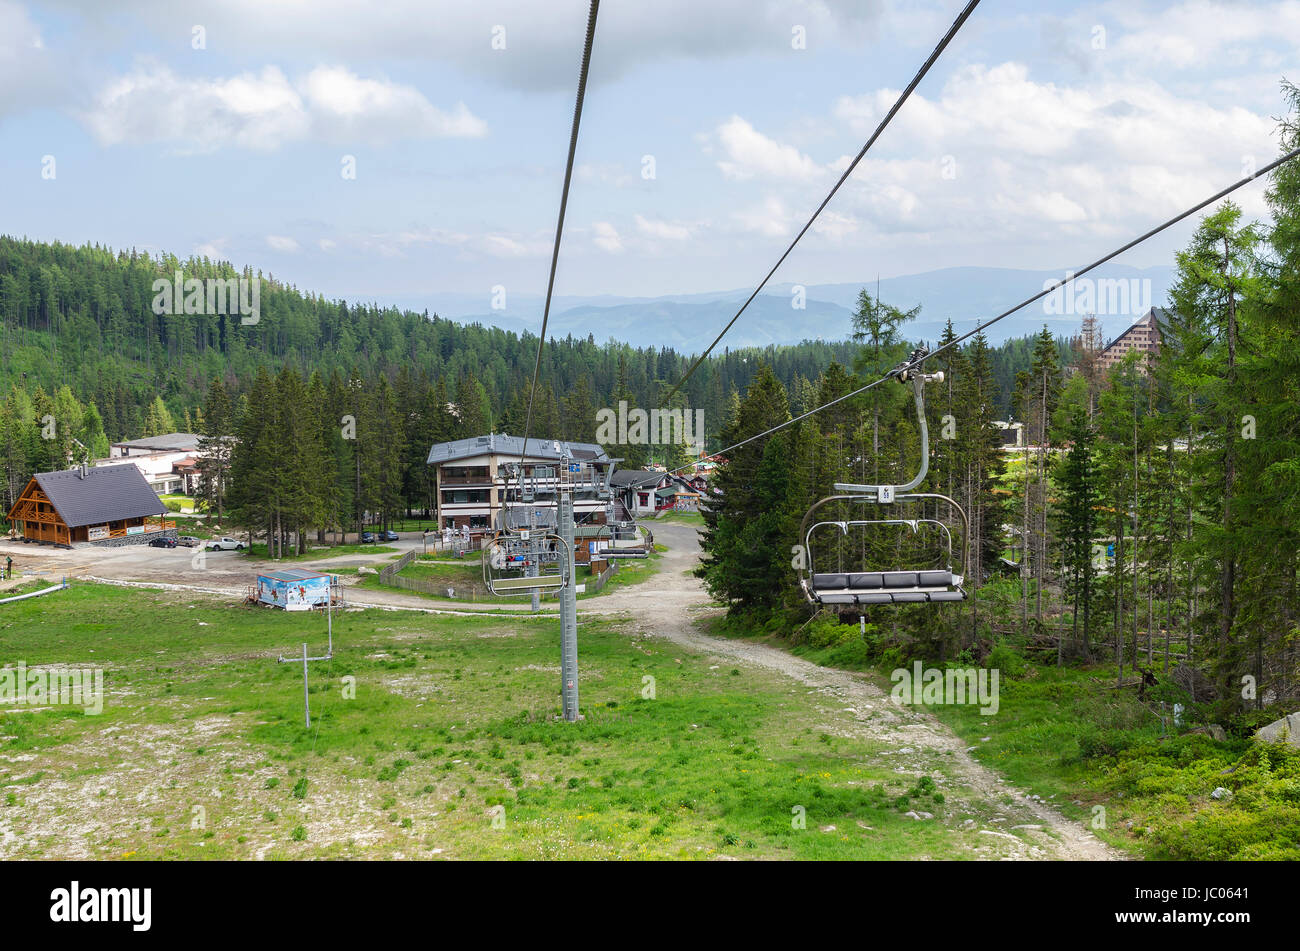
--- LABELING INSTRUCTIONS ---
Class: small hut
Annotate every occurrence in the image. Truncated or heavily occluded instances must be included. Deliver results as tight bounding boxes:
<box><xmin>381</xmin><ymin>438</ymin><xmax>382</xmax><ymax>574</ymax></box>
<box><xmin>6</xmin><ymin>465</ymin><xmax>168</xmax><ymax>546</ymax></box>
<box><xmin>254</xmin><ymin>569</ymin><xmax>334</xmax><ymax>611</ymax></box>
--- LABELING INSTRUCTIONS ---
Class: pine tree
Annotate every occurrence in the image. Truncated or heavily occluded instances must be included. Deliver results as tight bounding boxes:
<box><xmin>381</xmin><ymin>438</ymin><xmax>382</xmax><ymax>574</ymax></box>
<box><xmin>197</xmin><ymin>377</ymin><xmax>233</xmax><ymax>525</ymax></box>
<box><xmin>697</xmin><ymin>365</ymin><xmax>791</xmax><ymax>611</ymax></box>
<box><xmin>1053</xmin><ymin>379</ymin><xmax>1100</xmax><ymax>660</ymax></box>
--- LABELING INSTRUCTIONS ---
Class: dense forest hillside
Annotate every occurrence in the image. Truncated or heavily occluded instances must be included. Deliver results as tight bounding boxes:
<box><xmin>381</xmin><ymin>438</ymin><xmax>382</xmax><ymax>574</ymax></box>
<box><xmin>0</xmin><ymin>236</ymin><xmax>1060</xmax><ymax>441</ymax></box>
<box><xmin>700</xmin><ymin>84</ymin><xmax>1300</xmax><ymax>749</ymax></box>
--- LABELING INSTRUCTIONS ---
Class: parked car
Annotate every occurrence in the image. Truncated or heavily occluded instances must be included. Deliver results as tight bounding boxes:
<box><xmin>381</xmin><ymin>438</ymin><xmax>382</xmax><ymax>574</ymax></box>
<box><xmin>148</xmin><ymin>536</ymin><xmax>178</xmax><ymax>548</ymax></box>
<box><xmin>381</xmin><ymin>530</ymin><xmax>399</xmax><ymax>542</ymax></box>
<box><xmin>208</xmin><ymin>537</ymin><xmax>245</xmax><ymax>551</ymax></box>
<box><xmin>176</xmin><ymin>536</ymin><xmax>202</xmax><ymax>548</ymax></box>
<box><xmin>360</xmin><ymin>531</ymin><xmax>377</xmax><ymax>543</ymax></box>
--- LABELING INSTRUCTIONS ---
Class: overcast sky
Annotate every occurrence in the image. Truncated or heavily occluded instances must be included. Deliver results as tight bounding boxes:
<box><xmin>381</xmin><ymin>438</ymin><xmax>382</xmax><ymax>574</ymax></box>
<box><xmin>0</xmin><ymin>0</ymin><xmax>1295</xmax><ymax>311</ymax></box>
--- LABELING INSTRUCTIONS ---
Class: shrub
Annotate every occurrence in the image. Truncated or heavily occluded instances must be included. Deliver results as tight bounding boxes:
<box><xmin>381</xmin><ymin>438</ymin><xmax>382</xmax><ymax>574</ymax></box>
<box><xmin>986</xmin><ymin>642</ymin><xmax>1027</xmax><ymax>679</ymax></box>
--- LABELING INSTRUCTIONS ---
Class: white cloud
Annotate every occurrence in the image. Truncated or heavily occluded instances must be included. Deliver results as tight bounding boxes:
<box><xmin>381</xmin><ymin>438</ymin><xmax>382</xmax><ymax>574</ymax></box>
<box><xmin>592</xmin><ymin>221</ymin><xmax>623</xmax><ymax>253</ymax></box>
<box><xmin>80</xmin><ymin>63</ymin><xmax>485</xmax><ymax>151</ymax></box>
<box><xmin>1107</xmin><ymin>0</ymin><xmax>1300</xmax><ymax>70</ymax></box>
<box><xmin>62</xmin><ymin>0</ymin><xmax>894</xmax><ymax>92</ymax></box>
<box><xmin>633</xmin><ymin>214</ymin><xmax>692</xmax><ymax>241</ymax></box>
<box><xmin>194</xmin><ymin>238</ymin><xmax>228</xmax><ymax>260</ymax></box>
<box><xmin>0</xmin><ymin>1</ymin><xmax>63</xmax><ymax>117</ymax></box>
<box><xmin>811</xmin><ymin>210</ymin><xmax>860</xmax><ymax>239</ymax></box>
<box><xmin>715</xmin><ymin>116</ymin><xmax>822</xmax><ymax>182</ymax></box>
<box><xmin>337</xmin><ymin>226</ymin><xmax>550</xmax><ymax>260</ymax></box>
<box><xmin>825</xmin><ymin>60</ymin><xmax>1280</xmax><ymax>240</ymax></box>
<box><xmin>299</xmin><ymin>66</ymin><xmax>486</xmax><ymax>140</ymax></box>
<box><xmin>733</xmin><ymin>196</ymin><xmax>792</xmax><ymax>238</ymax></box>
<box><xmin>266</xmin><ymin>235</ymin><xmax>300</xmax><ymax>252</ymax></box>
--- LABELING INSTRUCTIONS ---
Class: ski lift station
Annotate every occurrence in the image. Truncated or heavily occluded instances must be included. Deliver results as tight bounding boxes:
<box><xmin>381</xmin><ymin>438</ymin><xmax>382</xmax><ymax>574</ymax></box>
<box><xmin>254</xmin><ymin>569</ymin><xmax>335</xmax><ymax>611</ymax></box>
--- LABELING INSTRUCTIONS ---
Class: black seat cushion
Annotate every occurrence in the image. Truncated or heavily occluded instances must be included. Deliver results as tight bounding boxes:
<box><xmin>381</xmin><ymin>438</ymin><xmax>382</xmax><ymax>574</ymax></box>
<box><xmin>918</xmin><ymin>570</ymin><xmax>953</xmax><ymax>587</ymax></box>
<box><xmin>812</xmin><ymin>573</ymin><xmax>848</xmax><ymax>590</ymax></box>
<box><xmin>848</xmin><ymin>572</ymin><xmax>885</xmax><ymax>589</ymax></box>
<box><xmin>882</xmin><ymin>571</ymin><xmax>920</xmax><ymax>588</ymax></box>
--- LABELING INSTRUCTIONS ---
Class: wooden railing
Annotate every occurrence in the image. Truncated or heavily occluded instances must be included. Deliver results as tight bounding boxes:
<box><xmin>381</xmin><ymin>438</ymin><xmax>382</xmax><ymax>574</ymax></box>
<box><xmin>379</xmin><ymin>550</ymin><xmax>417</xmax><ymax>585</ymax></box>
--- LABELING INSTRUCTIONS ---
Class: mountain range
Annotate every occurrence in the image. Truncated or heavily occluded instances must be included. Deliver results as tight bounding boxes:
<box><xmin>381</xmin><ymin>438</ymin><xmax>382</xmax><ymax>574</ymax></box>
<box><xmin>386</xmin><ymin>264</ymin><xmax>1176</xmax><ymax>354</ymax></box>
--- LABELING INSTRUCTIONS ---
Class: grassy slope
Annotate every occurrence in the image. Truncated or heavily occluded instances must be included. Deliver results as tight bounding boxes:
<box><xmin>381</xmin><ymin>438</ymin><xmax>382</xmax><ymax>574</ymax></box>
<box><xmin>2</xmin><ymin>583</ymin><xmax>990</xmax><ymax>860</ymax></box>
<box><xmin>354</xmin><ymin>549</ymin><xmax>665</xmax><ymax>603</ymax></box>
<box><xmin>708</xmin><ymin>615</ymin><xmax>1300</xmax><ymax>860</ymax></box>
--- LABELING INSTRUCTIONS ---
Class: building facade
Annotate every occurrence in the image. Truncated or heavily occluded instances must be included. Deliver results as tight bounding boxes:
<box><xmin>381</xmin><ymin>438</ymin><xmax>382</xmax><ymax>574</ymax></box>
<box><xmin>97</xmin><ymin>432</ymin><xmax>202</xmax><ymax>495</ymax></box>
<box><xmin>7</xmin><ymin>465</ymin><xmax>170</xmax><ymax>546</ymax></box>
<box><xmin>1095</xmin><ymin>308</ymin><xmax>1164</xmax><ymax>374</ymax></box>
<box><xmin>426</xmin><ymin>434</ymin><xmax>615</xmax><ymax>537</ymax></box>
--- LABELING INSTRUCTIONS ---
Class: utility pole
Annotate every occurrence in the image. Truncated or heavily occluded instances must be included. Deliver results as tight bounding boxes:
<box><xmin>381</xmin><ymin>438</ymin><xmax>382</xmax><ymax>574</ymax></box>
<box><xmin>279</xmin><ymin>642</ymin><xmax>332</xmax><ymax>728</ymax></box>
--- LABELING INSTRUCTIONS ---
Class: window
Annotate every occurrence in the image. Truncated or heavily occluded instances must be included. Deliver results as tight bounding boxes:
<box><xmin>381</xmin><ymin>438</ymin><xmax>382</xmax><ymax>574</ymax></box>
<box><xmin>441</xmin><ymin>489</ymin><xmax>489</xmax><ymax>505</ymax></box>
<box><xmin>443</xmin><ymin>465</ymin><xmax>490</xmax><ymax>481</ymax></box>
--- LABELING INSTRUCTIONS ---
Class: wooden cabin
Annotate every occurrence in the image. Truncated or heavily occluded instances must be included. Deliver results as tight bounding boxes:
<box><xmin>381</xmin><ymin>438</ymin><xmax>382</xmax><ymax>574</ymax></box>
<box><xmin>7</xmin><ymin>465</ymin><xmax>170</xmax><ymax>547</ymax></box>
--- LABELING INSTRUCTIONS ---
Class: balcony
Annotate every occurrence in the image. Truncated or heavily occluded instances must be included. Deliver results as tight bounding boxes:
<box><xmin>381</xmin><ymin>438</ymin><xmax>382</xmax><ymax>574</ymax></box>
<box><xmin>439</xmin><ymin>473</ymin><xmax>494</xmax><ymax>487</ymax></box>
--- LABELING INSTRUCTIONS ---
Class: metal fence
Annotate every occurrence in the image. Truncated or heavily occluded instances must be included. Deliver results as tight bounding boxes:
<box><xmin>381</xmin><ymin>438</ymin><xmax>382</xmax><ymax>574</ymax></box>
<box><xmin>379</xmin><ymin>550</ymin><xmax>416</xmax><ymax>585</ymax></box>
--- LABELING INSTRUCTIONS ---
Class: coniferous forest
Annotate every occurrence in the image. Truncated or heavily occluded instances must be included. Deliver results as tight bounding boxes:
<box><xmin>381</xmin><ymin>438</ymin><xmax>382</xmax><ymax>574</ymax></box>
<box><xmin>700</xmin><ymin>85</ymin><xmax>1300</xmax><ymax>742</ymax></box>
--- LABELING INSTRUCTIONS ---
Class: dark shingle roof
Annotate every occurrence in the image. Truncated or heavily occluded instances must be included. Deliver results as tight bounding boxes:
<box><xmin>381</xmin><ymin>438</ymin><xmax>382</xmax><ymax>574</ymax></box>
<box><xmin>33</xmin><ymin>466</ymin><xmax>166</xmax><ymax>529</ymax></box>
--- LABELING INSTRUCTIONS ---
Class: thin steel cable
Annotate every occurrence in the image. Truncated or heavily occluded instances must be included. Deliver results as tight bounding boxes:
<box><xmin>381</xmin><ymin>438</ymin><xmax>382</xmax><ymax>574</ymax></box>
<box><xmin>659</xmin><ymin>0</ymin><xmax>982</xmax><ymax>407</ymax></box>
<box><xmin>670</xmin><ymin>144</ymin><xmax>1300</xmax><ymax>474</ymax></box>
<box><xmin>519</xmin><ymin>0</ymin><xmax>601</xmax><ymax>465</ymax></box>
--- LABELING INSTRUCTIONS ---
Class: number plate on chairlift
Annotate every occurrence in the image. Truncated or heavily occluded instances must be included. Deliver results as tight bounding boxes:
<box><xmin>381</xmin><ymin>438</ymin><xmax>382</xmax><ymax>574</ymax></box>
<box><xmin>879</xmin><ymin>485</ymin><xmax>895</xmax><ymax>503</ymax></box>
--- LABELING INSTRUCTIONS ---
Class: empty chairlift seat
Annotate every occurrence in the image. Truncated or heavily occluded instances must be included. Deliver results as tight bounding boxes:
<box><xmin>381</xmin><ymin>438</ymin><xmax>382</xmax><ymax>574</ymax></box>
<box><xmin>810</xmin><ymin>569</ymin><xmax>965</xmax><ymax>604</ymax></box>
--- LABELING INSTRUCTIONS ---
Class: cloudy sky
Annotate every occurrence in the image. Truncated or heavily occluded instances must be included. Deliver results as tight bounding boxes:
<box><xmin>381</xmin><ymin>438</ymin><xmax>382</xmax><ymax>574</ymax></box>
<box><xmin>0</xmin><ymin>0</ymin><xmax>1295</xmax><ymax>311</ymax></box>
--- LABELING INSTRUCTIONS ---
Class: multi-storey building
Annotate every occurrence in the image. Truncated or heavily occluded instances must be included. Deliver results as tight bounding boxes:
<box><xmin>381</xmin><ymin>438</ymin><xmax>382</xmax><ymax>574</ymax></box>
<box><xmin>426</xmin><ymin>434</ymin><xmax>615</xmax><ymax>537</ymax></box>
<box><xmin>1095</xmin><ymin>308</ymin><xmax>1164</xmax><ymax>374</ymax></box>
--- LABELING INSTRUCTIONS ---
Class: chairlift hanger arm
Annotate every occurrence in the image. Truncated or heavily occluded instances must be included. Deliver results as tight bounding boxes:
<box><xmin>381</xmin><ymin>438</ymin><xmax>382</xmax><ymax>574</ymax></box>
<box><xmin>834</xmin><ymin>353</ymin><xmax>943</xmax><ymax>497</ymax></box>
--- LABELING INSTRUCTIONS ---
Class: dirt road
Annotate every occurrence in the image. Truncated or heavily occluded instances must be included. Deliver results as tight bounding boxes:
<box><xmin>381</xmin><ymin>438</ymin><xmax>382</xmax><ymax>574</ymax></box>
<box><xmin>6</xmin><ymin>521</ymin><xmax>1119</xmax><ymax>858</ymax></box>
<box><xmin>582</xmin><ymin>519</ymin><xmax>1121</xmax><ymax>861</ymax></box>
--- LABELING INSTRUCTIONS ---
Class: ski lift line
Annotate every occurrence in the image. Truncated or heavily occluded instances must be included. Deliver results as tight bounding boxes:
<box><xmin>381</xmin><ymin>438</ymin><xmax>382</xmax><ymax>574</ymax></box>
<box><xmin>799</xmin><ymin>370</ymin><xmax>969</xmax><ymax>605</ymax></box>
<box><xmin>666</xmin><ymin>143</ymin><xmax>1300</xmax><ymax>476</ymax></box>
<box><xmin>659</xmin><ymin>0</ymin><xmax>983</xmax><ymax>408</ymax></box>
<box><xmin>519</xmin><ymin>0</ymin><xmax>601</xmax><ymax>467</ymax></box>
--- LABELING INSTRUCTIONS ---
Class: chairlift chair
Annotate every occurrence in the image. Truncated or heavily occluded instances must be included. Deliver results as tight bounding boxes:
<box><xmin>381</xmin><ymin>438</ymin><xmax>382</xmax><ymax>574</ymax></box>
<box><xmin>588</xmin><ymin>522</ymin><xmax>653</xmax><ymax>559</ymax></box>
<box><xmin>797</xmin><ymin>348</ymin><xmax>969</xmax><ymax>607</ymax></box>
<box><xmin>482</xmin><ymin>529</ymin><xmax>572</xmax><ymax>596</ymax></box>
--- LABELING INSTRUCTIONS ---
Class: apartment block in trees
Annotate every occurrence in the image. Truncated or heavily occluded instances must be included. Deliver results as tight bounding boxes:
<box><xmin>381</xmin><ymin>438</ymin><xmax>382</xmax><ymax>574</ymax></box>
<box><xmin>426</xmin><ymin>433</ymin><xmax>615</xmax><ymax>537</ymax></box>
<box><xmin>1095</xmin><ymin>307</ymin><xmax>1165</xmax><ymax>374</ymax></box>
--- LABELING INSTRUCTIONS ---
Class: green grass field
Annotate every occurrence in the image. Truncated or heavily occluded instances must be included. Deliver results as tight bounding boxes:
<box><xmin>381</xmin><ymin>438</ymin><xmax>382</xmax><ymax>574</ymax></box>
<box><xmin>354</xmin><ymin>549</ymin><xmax>664</xmax><ymax>604</ymax></box>
<box><xmin>707</xmin><ymin>614</ymin><xmax>1300</xmax><ymax>860</ymax></box>
<box><xmin>2</xmin><ymin>583</ymin><xmax>1011</xmax><ymax>860</ymax></box>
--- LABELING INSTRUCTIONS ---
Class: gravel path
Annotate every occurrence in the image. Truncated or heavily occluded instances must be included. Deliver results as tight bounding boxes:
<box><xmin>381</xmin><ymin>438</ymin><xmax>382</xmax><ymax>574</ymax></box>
<box><xmin>12</xmin><ymin>519</ymin><xmax>1120</xmax><ymax>859</ymax></box>
<box><xmin>581</xmin><ymin>519</ymin><xmax>1121</xmax><ymax>861</ymax></box>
